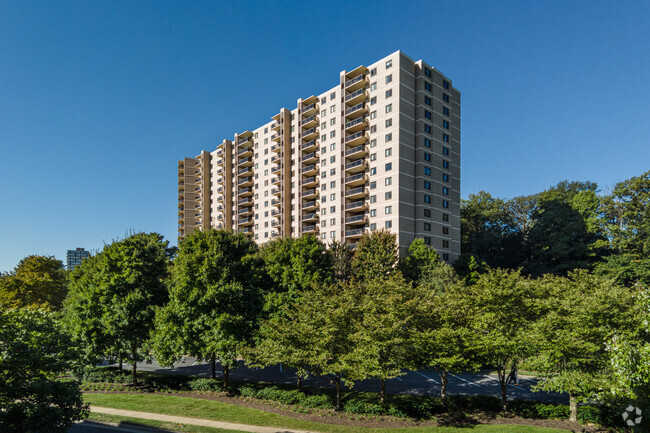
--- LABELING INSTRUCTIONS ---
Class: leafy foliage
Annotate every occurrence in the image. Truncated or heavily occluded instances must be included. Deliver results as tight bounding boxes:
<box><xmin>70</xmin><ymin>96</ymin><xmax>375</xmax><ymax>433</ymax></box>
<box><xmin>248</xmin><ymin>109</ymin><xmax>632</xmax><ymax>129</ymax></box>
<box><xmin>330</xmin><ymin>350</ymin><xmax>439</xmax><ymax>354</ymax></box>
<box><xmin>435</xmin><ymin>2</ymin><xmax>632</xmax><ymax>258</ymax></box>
<box><xmin>0</xmin><ymin>255</ymin><xmax>67</xmax><ymax>309</ymax></box>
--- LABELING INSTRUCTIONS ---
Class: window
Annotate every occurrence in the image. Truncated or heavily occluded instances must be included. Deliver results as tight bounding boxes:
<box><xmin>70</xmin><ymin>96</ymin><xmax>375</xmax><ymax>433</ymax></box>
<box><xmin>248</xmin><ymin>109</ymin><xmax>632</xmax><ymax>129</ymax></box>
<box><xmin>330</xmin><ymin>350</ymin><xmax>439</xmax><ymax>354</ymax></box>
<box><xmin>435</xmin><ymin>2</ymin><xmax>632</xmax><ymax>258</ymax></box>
<box><xmin>330</xmin><ymin>204</ymin><xmax>336</xmax><ymax>212</ymax></box>
<box><xmin>425</xmin><ymin>237</ymin><xmax>431</xmax><ymax>245</ymax></box>
<box><xmin>424</xmin><ymin>195</ymin><xmax>431</xmax><ymax>204</ymax></box>
<box><xmin>370</xmin><ymin>125</ymin><xmax>377</xmax><ymax>133</ymax></box>
<box><xmin>385</xmin><ymin>177</ymin><xmax>392</xmax><ymax>186</ymax></box>
<box><xmin>321</xmin><ymin>233</ymin><xmax>326</xmax><ymax>239</ymax></box>
<box><xmin>425</xmin><ymin>68</ymin><xmax>431</xmax><ymax>77</ymax></box>
<box><xmin>330</xmin><ymin>218</ymin><xmax>335</xmax><ymax>225</ymax></box>
<box><xmin>330</xmin><ymin>156</ymin><xmax>336</xmax><ymax>163</ymax></box>
<box><xmin>385</xmin><ymin>118</ymin><xmax>392</xmax><ymax>127</ymax></box>
<box><xmin>321</xmin><ymin>97</ymin><xmax>326</xmax><ymax>104</ymax></box>
<box><xmin>370</xmin><ymin>223</ymin><xmax>377</xmax><ymax>231</ymax></box>
<box><xmin>443</xmin><ymin>133</ymin><xmax>449</xmax><ymax>142</ymax></box>
<box><xmin>385</xmin><ymin>89</ymin><xmax>392</xmax><ymax>98</ymax></box>
<box><xmin>321</xmin><ymin>196</ymin><xmax>327</xmax><ymax>203</ymax></box>
<box><xmin>424</xmin><ymin>125</ymin><xmax>432</xmax><ymax>133</ymax></box>
<box><xmin>443</xmin><ymin>107</ymin><xmax>449</xmax><ymax>116</ymax></box>
<box><xmin>385</xmin><ymin>104</ymin><xmax>392</xmax><ymax>113</ymax></box>
<box><xmin>330</xmin><ymin>168</ymin><xmax>336</xmax><ymax>175</ymax></box>
<box><xmin>370</xmin><ymin>209</ymin><xmax>377</xmax><ymax>217</ymax></box>
<box><xmin>321</xmin><ymin>134</ymin><xmax>326</xmax><ymax>141</ymax></box>
<box><xmin>265</xmin><ymin>232</ymin><xmax>269</xmax><ymax>238</ymax></box>
<box><xmin>443</xmin><ymin>200</ymin><xmax>449</xmax><ymax>208</ymax></box>
<box><xmin>370</xmin><ymin>96</ymin><xmax>377</xmax><ymax>105</ymax></box>
<box><xmin>370</xmin><ymin>167</ymin><xmax>377</xmax><ymax>175</ymax></box>
<box><xmin>385</xmin><ymin>74</ymin><xmax>392</xmax><ymax>84</ymax></box>
<box><xmin>385</xmin><ymin>220</ymin><xmax>392</xmax><ymax>229</ymax></box>
<box><xmin>330</xmin><ymin>92</ymin><xmax>336</xmax><ymax>100</ymax></box>
<box><xmin>369</xmin><ymin>139</ymin><xmax>377</xmax><ymax>148</ymax></box>
<box><xmin>321</xmin><ymin>220</ymin><xmax>327</xmax><ymax>227</ymax></box>
<box><xmin>424</xmin><ymin>223</ymin><xmax>431</xmax><ymax>231</ymax></box>
<box><xmin>370</xmin><ymin>195</ymin><xmax>377</xmax><ymax>203</ymax></box>
<box><xmin>443</xmin><ymin>187</ymin><xmax>449</xmax><ymax>195</ymax></box>
<box><xmin>425</xmin><ymin>82</ymin><xmax>431</xmax><ymax>91</ymax></box>
<box><xmin>443</xmin><ymin>240</ymin><xmax>449</xmax><ymax>248</ymax></box>
<box><xmin>424</xmin><ymin>138</ymin><xmax>431</xmax><ymax>148</ymax></box>
<box><xmin>424</xmin><ymin>167</ymin><xmax>431</xmax><ymax>176</ymax></box>
<box><xmin>370</xmin><ymin>67</ymin><xmax>377</xmax><ymax>76</ymax></box>
<box><xmin>321</xmin><ymin>171</ymin><xmax>326</xmax><ymax>178</ymax></box>
<box><xmin>443</xmin><ymin>253</ymin><xmax>449</xmax><ymax>261</ymax></box>
<box><xmin>321</xmin><ymin>208</ymin><xmax>327</xmax><ymax>215</ymax></box>
<box><xmin>385</xmin><ymin>206</ymin><xmax>392</xmax><ymax>215</ymax></box>
<box><xmin>424</xmin><ymin>152</ymin><xmax>432</xmax><ymax>162</ymax></box>
<box><xmin>370</xmin><ymin>153</ymin><xmax>377</xmax><ymax>161</ymax></box>
<box><xmin>385</xmin><ymin>59</ymin><xmax>392</xmax><ymax>68</ymax></box>
<box><xmin>443</xmin><ymin>93</ymin><xmax>449</xmax><ymax>102</ymax></box>
<box><xmin>330</xmin><ymin>143</ymin><xmax>336</xmax><ymax>151</ymax></box>
<box><xmin>330</xmin><ymin>105</ymin><xmax>336</xmax><ymax>113</ymax></box>
<box><xmin>385</xmin><ymin>148</ymin><xmax>392</xmax><ymax>157</ymax></box>
<box><xmin>443</xmin><ymin>160</ymin><xmax>449</xmax><ymax>169</ymax></box>
<box><xmin>330</xmin><ymin>231</ymin><xmax>336</xmax><ymax>238</ymax></box>
<box><xmin>370</xmin><ymin>110</ymin><xmax>377</xmax><ymax>119</ymax></box>
<box><xmin>370</xmin><ymin>82</ymin><xmax>377</xmax><ymax>91</ymax></box>
<box><xmin>442</xmin><ymin>226</ymin><xmax>449</xmax><ymax>234</ymax></box>
<box><xmin>321</xmin><ymin>160</ymin><xmax>326</xmax><ymax>167</ymax></box>
<box><xmin>385</xmin><ymin>191</ymin><xmax>392</xmax><ymax>200</ymax></box>
<box><xmin>425</xmin><ymin>96</ymin><xmax>432</xmax><ymax>106</ymax></box>
<box><xmin>370</xmin><ymin>181</ymin><xmax>377</xmax><ymax>189</ymax></box>
<box><xmin>385</xmin><ymin>133</ymin><xmax>392</xmax><ymax>142</ymax></box>
<box><xmin>321</xmin><ymin>109</ymin><xmax>326</xmax><ymax>116</ymax></box>
<box><xmin>442</xmin><ymin>213</ymin><xmax>449</xmax><ymax>222</ymax></box>
<box><xmin>385</xmin><ymin>162</ymin><xmax>392</xmax><ymax>171</ymax></box>
<box><xmin>321</xmin><ymin>146</ymin><xmax>327</xmax><ymax>154</ymax></box>
<box><xmin>330</xmin><ymin>193</ymin><xmax>336</xmax><ymax>201</ymax></box>
<box><xmin>330</xmin><ymin>181</ymin><xmax>335</xmax><ymax>188</ymax></box>
<box><xmin>443</xmin><ymin>80</ymin><xmax>449</xmax><ymax>89</ymax></box>
<box><xmin>330</xmin><ymin>131</ymin><xmax>336</xmax><ymax>138</ymax></box>
<box><xmin>425</xmin><ymin>110</ymin><xmax>432</xmax><ymax>119</ymax></box>
<box><xmin>443</xmin><ymin>146</ymin><xmax>449</xmax><ymax>155</ymax></box>
<box><xmin>443</xmin><ymin>173</ymin><xmax>449</xmax><ymax>182</ymax></box>
<box><xmin>330</xmin><ymin>118</ymin><xmax>336</xmax><ymax>125</ymax></box>
<box><xmin>443</xmin><ymin>120</ymin><xmax>449</xmax><ymax>129</ymax></box>
<box><xmin>321</xmin><ymin>184</ymin><xmax>327</xmax><ymax>191</ymax></box>
<box><xmin>424</xmin><ymin>209</ymin><xmax>431</xmax><ymax>217</ymax></box>
<box><xmin>424</xmin><ymin>181</ymin><xmax>431</xmax><ymax>189</ymax></box>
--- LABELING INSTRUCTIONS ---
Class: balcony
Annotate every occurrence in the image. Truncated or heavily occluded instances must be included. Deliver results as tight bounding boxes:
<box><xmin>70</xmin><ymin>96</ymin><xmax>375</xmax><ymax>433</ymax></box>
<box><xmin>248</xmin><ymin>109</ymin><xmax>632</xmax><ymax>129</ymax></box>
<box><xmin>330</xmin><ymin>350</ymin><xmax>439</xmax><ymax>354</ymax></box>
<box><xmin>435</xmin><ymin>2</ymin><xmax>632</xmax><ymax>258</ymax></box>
<box><xmin>302</xmin><ymin>115</ymin><xmax>317</xmax><ymax>128</ymax></box>
<box><xmin>271</xmin><ymin>155</ymin><xmax>281</xmax><ymax>164</ymax></box>
<box><xmin>345</xmin><ymin>186</ymin><xmax>367</xmax><ymax>200</ymax></box>
<box><xmin>345</xmin><ymin>74</ymin><xmax>366</xmax><ymax>91</ymax></box>
<box><xmin>345</xmin><ymin>228</ymin><xmax>365</xmax><ymax>238</ymax></box>
<box><xmin>302</xmin><ymin>164</ymin><xmax>318</xmax><ymax>175</ymax></box>
<box><xmin>345</xmin><ymin>103</ymin><xmax>367</xmax><ymax>119</ymax></box>
<box><xmin>302</xmin><ymin>103</ymin><xmax>317</xmax><ymax>116</ymax></box>
<box><xmin>302</xmin><ymin>212</ymin><xmax>318</xmax><ymax>222</ymax></box>
<box><xmin>238</xmin><ymin>187</ymin><xmax>253</xmax><ymax>196</ymax></box>
<box><xmin>302</xmin><ymin>152</ymin><xmax>318</xmax><ymax>164</ymax></box>
<box><xmin>302</xmin><ymin>225</ymin><xmax>317</xmax><ymax>233</ymax></box>
<box><xmin>238</xmin><ymin>227</ymin><xmax>252</xmax><ymax>234</ymax></box>
<box><xmin>345</xmin><ymin>214</ymin><xmax>367</xmax><ymax>225</ymax></box>
<box><xmin>271</xmin><ymin>187</ymin><xmax>281</xmax><ymax>196</ymax></box>
<box><xmin>301</xmin><ymin>139</ymin><xmax>318</xmax><ymax>151</ymax></box>
<box><xmin>345</xmin><ymin>117</ymin><xmax>368</xmax><ymax>133</ymax></box>
<box><xmin>271</xmin><ymin>133</ymin><xmax>281</xmax><ymax>142</ymax></box>
<box><xmin>303</xmin><ymin>176</ymin><xmax>318</xmax><ymax>187</ymax></box>
<box><xmin>237</xmin><ymin>136</ymin><xmax>252</xmax><ymax>146</ymax></box>
<box><xmin>238</xmin><ymin>197</ymin><xmax>253</xmax><ymax>205</ymax></box>
<box><xmin>217</xmin><ymin>195</ymin><xmax>223</xmax><ymax>202</ymax></box>
<box><xmin>238</xmin><ymin>156</ymin><xmax>253</xmax><ymax>167</ymax></box>
<box><xmin>237</xmin><ymin>167</ymin><xmax>253</xmax><ymax>177</ymax></box>
<box><xmin>302</xmin><ymin>127</ymin><xmax>318</xmax><ymax>140</ymax></box>
<box><xmin>217</xmin><ymin>205</ymin><xmax>223</xmax><ymax>212</ymax></box>
<box><xmin>271</xmin><ymin>121</ymin><xmax>281</xmax><ymax>131</ymax></box>
<box><xmin>345</xmin><ymin>88</ymin><xmax>367</xmax><ymax>105</ymax></box>
<box><xmin>217</xmin><ymin>176</ymin><xmax>223</xmax><ymax>183</ymax></box>
<box><xmin>271</xmin><ymin>220</ymin><xmax>281</xmax><ymax>227</ymax></box>
<box><xmin>271</xmin><ymin>198</ymin><xmax>281</xmax><ymax>207</ymax></box>
<box><xmin>216</xmin><ymin>150</ymin><xmax>223</xmax><ymax>157</ymax></box>
<box><xmin>217</xmin><ymin>158</ymin><xmax>224</xmax><ymax>166</ymax></box>
<box><xmin>271</xmin><ymin>231</ymin><xmax>280</xmax><ymax>238</ymax></box>
<box><xmin>218</xmin><ymin>214</ymin><xmax>223</xmax><ymax>220</ymax></box>
<box><xmin>345</xmin><ymin>200</ymin><xmax>367</xmax><ymax>211</ymax></box>
<box><xmin>303</xmin><ymin>200</ymin><xmax>318</xmax><ymax>211</ymax></box>
<box><xmin>271</xmin><ymin>144</ymin><xmax>281</xmax><ymax>153</ymax></box>
<box><xmin>238</xmin><ymin>217</ymin><xmax>253</xmax><ymax>225</ymax></box>
<box><xmin>271</xmin><ymin>176</ymin><xmax>282</xmax><ymax>185</ymax></box>
<box><xmin>345</xmin><ymin>172</ymin><xmax>366</xmax><ymax>186</ymax></box>
<box><xmin>217</xmin><ymin>169</ymin><xmax>223</xmax><ymax>176</ymax></box>
<box><xmin>345</xmin><ymin>143</ymin><xmax>367</xmax><ymax>158</ymax></box>
<box><xmin>271</xmin><ymin>165</ymin><xmax>282</xmax><ymax>174</ymax></box>
<box><xmin>345</xmin><ymin>131</ymin><xmax>367</xmax><ymax>147</ymax></box>
<box><xmin>271</xmin><ymin>209</ymin><xmax>281</xmax><ymax>217</ymax></box>
<box><xmin>238</xmin><ymin>208</ymin><xmax>253</xmax><ymax>216</ymax></box>
<box><xmin>302</xmin><ymin>188</ymin><xmax>317</xmax><ymax>199</ymax></box>
<box><xmin>238</xmin><ymin>147</ymin><xmax>253</xmax><ymax>157</ymax></box>
<box><xmin>345</xmin><ymin>159</ymin><xmax>366</xmax><ymax>173</ymax></box>
<box><xmin>238</xmin><ymin>177</ymin><xmax>253</xmax><ymax>187</ymax></box>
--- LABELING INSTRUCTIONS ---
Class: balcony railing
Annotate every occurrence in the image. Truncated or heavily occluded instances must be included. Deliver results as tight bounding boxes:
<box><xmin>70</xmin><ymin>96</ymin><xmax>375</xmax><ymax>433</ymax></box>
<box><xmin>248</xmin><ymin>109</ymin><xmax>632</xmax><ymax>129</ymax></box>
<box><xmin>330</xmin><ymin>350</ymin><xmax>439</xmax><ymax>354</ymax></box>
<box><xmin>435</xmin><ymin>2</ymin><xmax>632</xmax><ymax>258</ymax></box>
<box><xmin>345</xmin><ymin>187</ymin><xmax>366</xmax><ymax>197</ymax></box>
<box><xmin>302</xmin><ymin>103</ymin><xmax>316</xmax><ymax>112</ymax></box>
<box><xmin>303</xmin><ymin>200</ymin><xmax>317</xmax><ymax>208</ymax></box>
<box><xmin>238</xmin><ymin>167</ymin><xmax>252</xmax><ymax>175</ymax></box>
<box><xmin>345</xmin><ymin>117</ymin><xmax>365</xmax><ymax>129</ymax></box>
<box><xmin>302</xmin><ymin>140</ymin><xmax>316</xmax><ymax>150</ymax></box>
<box><xmin>238</xmin><ymin>187</ymin><xmax>252</xmax><ymax>195</ymax></box>
<box><xmin>345</xmin><ymin>200</ymin><xmax>365</xmax><ymax>210</ymax></box>
<box><xmin>302</xmin><ymin>152</ymin><xmax>317</xmax><ymax>162</ymax></box>
<box><xmin>303</xmin><ymin>188</ymin><xmax>316</xmax><ymax>196</ymax></box>
<box><xmin>345</xmin><ymin>173</ymin><xmax>364</xmax><ymax>183</ymax></box>
<box><xmin>345</xmin><ymin>88</ymin><xmax>365</xmax><ymax>102</ymax></box>
<box><xmin>345</xmin><ymin>215</ymin><xmax>366</xmax><ymax>224</ymax></box>
<box><xmin>345</xmin><ymin>229</ymin><xmax>364</xmax><ymax>237</ymax></box>
<box><xmin>238</xmin><ymin>147</ymin><xmax>252</xmax><ymax>156</ymax></box>
<box><xmin>238</xmin><ymin>198</ymin><xmax>253</xmax><ymax>205</ymax></box>
<box><xmin>345</xmin><ymin>103</ymin><xmax>364</xmax><ymax>115</ymax></box>
<box><xmin>345</xmin><ymin>132</ymin><xmax>365</xmax><ymax>144</ymax></box>
<box><xmin>345</xmin><ymin>144</ymin><xmax>365</xmax><ymax>156</ymax></box>
<box><xmin>303</xmin><ymin>213</ymin><xmax>318</xmax><ymax>220</ymax></box>
<box><xmin>345</xmin><ymin>75</ymin><xmax>364</xmax><ymax>88</ymax></box>
<box><xmin>303</xmin><ymin>176</ymin><xmax>316</xmax><ymax>184</ymax></box>
<box><xmin>302</xmin><ymin>115</ymin><xmax>316</xmax><ymax>124</ymax></box>
<box><xmin>303</xmin><ymin>127</ymin><xmax>316</xmax><ymax>136</ymax></box>
<box><xmin>345</xmin><ymin>159</ymin><xmax>364</xmax><ymax>170</ymax></box>
<box><xmin>238</xmin><ymin>208</ymin><xmax>251</xmax><ymax>215</ymax></box>
<box><xmin>302</xmin><ymin>225</ymin><xmax>317</xmax><ymax>233</ymax></box>
<box><xmin>271</xmin><ymin>209</ymin><xmax>280</xmax><ymax>216</ymax></box>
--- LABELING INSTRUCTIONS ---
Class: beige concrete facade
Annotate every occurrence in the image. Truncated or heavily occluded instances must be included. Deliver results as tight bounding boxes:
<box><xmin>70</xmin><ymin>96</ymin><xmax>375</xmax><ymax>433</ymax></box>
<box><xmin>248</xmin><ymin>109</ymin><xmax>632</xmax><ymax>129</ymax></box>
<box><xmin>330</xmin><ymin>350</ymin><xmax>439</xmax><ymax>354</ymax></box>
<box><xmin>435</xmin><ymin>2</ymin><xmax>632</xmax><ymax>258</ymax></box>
<box><xmin>178</xmin><ymin>51</ymin><xmax>460</xmax><ymax>262</ymax></box>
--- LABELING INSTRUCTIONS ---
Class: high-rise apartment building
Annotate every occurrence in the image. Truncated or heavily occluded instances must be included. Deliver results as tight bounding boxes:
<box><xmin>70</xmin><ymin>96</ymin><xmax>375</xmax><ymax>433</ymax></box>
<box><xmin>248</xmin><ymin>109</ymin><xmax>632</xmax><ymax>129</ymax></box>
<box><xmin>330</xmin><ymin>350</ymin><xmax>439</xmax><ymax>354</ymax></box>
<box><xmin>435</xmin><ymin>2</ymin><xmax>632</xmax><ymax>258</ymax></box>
<box><xmin>66</xmin><ymin>247</ymin><xmax>90</xmax><ymax>270</ymax></box>
<box><xmin>178</xmin><ymin>51</ymin><xmax>460</xmax><ymax>261</ymax></box>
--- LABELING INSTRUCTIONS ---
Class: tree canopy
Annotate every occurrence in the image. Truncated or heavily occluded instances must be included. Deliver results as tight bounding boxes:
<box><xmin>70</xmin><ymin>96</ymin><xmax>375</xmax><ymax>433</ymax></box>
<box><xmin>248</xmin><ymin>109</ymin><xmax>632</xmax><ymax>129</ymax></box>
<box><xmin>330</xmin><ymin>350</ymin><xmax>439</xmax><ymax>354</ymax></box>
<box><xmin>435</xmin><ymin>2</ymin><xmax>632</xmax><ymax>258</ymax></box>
<box><xmin>0</xmin><ymin>255</ymin><xmax>67</xmax><ymax>309</ymax></box>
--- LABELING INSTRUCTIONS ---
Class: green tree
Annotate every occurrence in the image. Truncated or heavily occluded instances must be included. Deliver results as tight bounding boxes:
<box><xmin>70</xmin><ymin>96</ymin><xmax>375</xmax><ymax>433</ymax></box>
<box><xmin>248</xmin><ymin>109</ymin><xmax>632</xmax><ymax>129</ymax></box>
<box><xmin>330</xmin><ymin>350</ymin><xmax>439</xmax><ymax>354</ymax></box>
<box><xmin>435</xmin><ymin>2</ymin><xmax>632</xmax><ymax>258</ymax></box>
<box><xmin>0</xmin><ymin>255</ymin><xmax>67</xmax><ymax>309</ymax></box>
<box><xmin>471</xmin><ymin>268</ymin><xmax>540</xmax><ymax>411</ymax></box>
<box><xmin>401</xmin><ymin>238</ymin><xmax>440</xmax><ymax>285</ymax></box>
<box><xmin>64</xmin><ymin>232</ymin><xmax>172</xmax><ymax>384</ymax></box>
<box><xmin>330</xmin><ymin>241</ymin><xmax>354</xmax><ymax>284</ymax></box>
<box><xmin>153</xmin><ymin>229</ymin><xmax>266</xmax><ymax>387</ymax></box>
<box><xmin>0</xmin><ymin>308</ymin><xmax>88</xmax><ymax>432</ymax></box>
<box><xmin>352</xmin><ymin>230</ymin><xmax>399</xmax><ymax>282</ymax></box>
<box><xmin>526</xmin><ymin>271</ymin><xmax>636</xmax><ymax>422</ymax></box>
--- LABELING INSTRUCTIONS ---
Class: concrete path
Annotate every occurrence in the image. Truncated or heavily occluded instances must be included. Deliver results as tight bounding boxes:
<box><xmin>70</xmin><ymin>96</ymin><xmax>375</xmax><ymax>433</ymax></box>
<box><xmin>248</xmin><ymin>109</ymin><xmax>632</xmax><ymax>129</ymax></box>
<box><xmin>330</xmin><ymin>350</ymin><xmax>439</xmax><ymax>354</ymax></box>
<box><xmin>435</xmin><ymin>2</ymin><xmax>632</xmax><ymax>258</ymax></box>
<box><xmin>91</xmin><ymin>406</ymin><xmax>320</xmax><ymax>433</ymax></box>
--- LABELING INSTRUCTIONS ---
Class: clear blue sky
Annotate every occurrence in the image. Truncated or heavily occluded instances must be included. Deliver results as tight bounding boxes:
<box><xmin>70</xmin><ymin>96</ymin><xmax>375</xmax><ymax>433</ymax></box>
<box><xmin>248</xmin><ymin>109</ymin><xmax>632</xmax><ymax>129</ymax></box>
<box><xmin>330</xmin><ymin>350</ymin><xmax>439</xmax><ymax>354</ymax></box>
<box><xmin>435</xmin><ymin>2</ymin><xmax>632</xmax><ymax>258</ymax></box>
<box><xmin>1</xmin><ymin>0</ymin><xmax>648</xmax><ymax>272</ymax></box>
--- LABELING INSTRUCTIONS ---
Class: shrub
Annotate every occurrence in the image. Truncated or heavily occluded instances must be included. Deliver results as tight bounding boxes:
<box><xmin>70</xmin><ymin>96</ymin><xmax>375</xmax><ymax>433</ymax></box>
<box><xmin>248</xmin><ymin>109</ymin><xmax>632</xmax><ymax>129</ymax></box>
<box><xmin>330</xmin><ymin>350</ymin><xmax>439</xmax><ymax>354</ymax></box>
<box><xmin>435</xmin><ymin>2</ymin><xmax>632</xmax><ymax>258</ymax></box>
<box><xmin>187</xmin><ymin>378</ymin><xmax>223</xmax><ymax>392</ymax></box>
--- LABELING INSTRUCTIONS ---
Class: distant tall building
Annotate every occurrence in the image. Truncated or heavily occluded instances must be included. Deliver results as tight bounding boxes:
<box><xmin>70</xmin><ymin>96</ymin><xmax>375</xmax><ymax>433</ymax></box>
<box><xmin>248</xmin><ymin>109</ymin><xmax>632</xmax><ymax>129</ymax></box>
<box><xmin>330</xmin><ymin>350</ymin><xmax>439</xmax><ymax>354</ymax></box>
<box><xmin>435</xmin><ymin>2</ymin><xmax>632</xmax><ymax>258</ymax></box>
<box><xmin>178</xmin><ymin>51</ymin><xmax>460</xmax><ymax>261</ymax></box>
<box><xmin>66</xmin><ymin>248</ymin><xmax>90</xmax><ymax>270</ymax></box>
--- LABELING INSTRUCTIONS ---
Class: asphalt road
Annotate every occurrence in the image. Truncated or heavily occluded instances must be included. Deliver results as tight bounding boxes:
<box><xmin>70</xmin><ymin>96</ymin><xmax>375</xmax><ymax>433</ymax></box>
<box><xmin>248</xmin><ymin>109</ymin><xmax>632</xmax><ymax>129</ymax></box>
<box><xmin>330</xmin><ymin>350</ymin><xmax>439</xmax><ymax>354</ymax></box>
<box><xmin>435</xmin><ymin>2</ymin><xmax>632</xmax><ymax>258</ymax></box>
<box><xmin>69</xmin><ymin>420</ymin><xmax>172</xmax><ymax>433</ymax></box>
<box><xmin>126</xmin><ymin>357</ymin><xmax>567</xmax><ymax>404</ymax></box>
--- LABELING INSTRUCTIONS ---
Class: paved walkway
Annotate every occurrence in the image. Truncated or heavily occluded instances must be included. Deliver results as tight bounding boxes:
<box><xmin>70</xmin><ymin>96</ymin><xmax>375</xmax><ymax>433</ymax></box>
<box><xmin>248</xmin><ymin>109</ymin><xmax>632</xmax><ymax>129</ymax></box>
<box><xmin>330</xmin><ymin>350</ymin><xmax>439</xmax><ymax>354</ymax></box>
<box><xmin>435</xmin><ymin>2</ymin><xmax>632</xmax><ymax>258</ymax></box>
<box><xmin>91</xmin><ymin>406</ymin><xmax>320</xmax><ymax>433</ymax></box>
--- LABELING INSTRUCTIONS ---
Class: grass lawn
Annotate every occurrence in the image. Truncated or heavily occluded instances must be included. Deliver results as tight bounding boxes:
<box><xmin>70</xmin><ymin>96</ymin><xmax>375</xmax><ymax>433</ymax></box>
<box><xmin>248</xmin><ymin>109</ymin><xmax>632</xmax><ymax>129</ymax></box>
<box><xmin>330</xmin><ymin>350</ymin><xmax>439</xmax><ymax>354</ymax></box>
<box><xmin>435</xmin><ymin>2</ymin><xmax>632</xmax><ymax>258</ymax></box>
<box><xmin>87</xmin><ymin>412</ymin><xmax>243</xmax><ymax>433</ymax></box>
<box><xmin>84</xmin><ymin>393</ymin><xmax>571</xmax><ymax>433</ymax></box>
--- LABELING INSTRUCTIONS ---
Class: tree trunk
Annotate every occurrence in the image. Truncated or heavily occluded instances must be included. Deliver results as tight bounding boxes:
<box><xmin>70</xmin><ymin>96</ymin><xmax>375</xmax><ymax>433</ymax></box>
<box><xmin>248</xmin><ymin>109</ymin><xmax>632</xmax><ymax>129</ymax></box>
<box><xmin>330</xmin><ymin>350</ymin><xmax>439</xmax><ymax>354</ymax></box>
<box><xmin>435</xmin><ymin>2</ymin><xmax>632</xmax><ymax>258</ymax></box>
<box><xmin>211</xmin><ymin>354</ymin><xmax>216</xmax><ymax>380</ymax></box>
<box><xmin>380</xmin><ymin>379</ymin><xmax>386</xmax><ymax>403</ymax></box>
<box><xmin>334</xmin><ymin>374</ymin><xmax>342</xmax><ymax>411</ymax></box>
<box><xmin>498</xmin><ymin>368</ymin><xmax>507</xmax><ymax>412</ymax></box>
<box><xmin>440</xmin><ymin>370</ymin><xmax>448</xmax><ymax>401</ymax></box>
<box><xmin>132</xmin><ymin>361</ymin><xmax>137</xmax><ymax>386</ymax></box>
<box><xmin>569</xmin><ymin>394</ymin><xmax>578</xmax><ymax>423</ymax></box>
<box><xmin>223</xmin><ymin>364</ymin><xmax>229</xmax><ymax>389</ymax></box>
<box><xmin>118</xmin><ymin>359</ymin><xmax>122</xmax><ymax>370</ymax></box>
<box><xmin>297</xmin><ymin>376</ymin><xmax>303</xmax><ymax>392</ymax></box>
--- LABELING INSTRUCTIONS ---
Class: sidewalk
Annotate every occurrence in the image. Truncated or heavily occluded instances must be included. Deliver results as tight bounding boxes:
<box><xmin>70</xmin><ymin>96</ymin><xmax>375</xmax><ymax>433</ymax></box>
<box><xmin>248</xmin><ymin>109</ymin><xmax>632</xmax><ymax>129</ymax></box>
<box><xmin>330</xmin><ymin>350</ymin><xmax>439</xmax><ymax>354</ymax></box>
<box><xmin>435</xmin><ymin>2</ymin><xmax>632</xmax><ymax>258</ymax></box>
<box><xmin>91</xmin><ymin>406</ymin><xmax>320</xmax><ymax>433</ymax></box>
